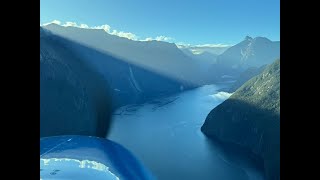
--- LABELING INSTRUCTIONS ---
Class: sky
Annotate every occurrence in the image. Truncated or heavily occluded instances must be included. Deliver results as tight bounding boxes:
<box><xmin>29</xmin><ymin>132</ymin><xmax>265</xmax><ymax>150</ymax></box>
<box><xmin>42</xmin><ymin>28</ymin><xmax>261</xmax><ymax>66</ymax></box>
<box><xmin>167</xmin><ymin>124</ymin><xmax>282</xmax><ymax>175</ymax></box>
<box><xmin>40</xmin><ymin>0</ymin><xmax>280</xmax><ymax>45</ymax></box>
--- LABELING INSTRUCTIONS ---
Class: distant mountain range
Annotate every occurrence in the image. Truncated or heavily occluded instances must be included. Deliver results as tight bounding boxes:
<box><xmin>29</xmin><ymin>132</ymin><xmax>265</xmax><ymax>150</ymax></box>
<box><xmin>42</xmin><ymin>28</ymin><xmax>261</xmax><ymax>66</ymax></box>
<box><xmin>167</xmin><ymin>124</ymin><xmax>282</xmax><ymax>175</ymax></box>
<box><xmin>177</xmin><ymin>44</ymin><xmax>230</xmax><ymax>72</ymax></box>
<box><xmin>179</xmin><ymin>49</ymin><xmax>218</xmax><ymax>71</ymax></box>
<box><xmin>201</xmin><ymin>59</ymin><xmax>280</xmax><ymax>180</ymax></box>
<box><xmin>41</xmin><ymin>24</ymin><xmax>280</xmax><ymax>107</ymax></box>
<box><xmin>177</xmin><ymin>44</ymin><xmax>230</xmax><ymax>55</ymax></box>
<box><xmin>216</xmin><ymin>36</ymin><xmax>280</xmax><ymax>69</ymax></box>
<box><xmin>207</xmin><ymin>36</ymin><xmax>280</xmax><ymax>83</ymax></box>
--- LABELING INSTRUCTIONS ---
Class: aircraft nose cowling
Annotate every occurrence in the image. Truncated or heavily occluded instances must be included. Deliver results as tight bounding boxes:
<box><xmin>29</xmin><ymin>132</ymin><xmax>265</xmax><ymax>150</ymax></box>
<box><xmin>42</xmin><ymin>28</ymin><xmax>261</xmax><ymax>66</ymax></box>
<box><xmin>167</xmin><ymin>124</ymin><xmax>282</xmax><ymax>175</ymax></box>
<box><xmin>40</xmin><ymin>135</ymin><xmax>155</xmax><ymax>180</ymax></box>
<box><xmin>40</xmin><ymin>32</ymin><xmax>113</xmax><ymax>138</ymax></box>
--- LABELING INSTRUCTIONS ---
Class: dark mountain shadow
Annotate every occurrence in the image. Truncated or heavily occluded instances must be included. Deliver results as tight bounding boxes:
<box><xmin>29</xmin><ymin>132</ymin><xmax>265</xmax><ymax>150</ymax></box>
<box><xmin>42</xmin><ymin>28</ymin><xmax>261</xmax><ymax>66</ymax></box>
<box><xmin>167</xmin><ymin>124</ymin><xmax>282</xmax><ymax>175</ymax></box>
<box><xmin>40</xmin><ymin>28</ymin><xmax>195</xmax><ymax>138</ymax></box>
<box><xmin>50</xmin><ymin>31</ymin><xmax>196</xmax><ymax>106</ymax></box>
<box><xmin>201</xmin><ymin>99</ymin><xmax>280</xmax><ymax>180</ymax></box>
<box><xmin>40</xmin><ymin>30</ymin><xmax>113</xmax><ymax>138</ymax></box>
<box><xmin>43</xmin><ymin>24</ymin><xmax>205</xmax><ymax>86</ymax></box>
<box><xmin>203</xmin><ymin>134</ymin><xmax>265</xmax><ymax>178</ymax></box>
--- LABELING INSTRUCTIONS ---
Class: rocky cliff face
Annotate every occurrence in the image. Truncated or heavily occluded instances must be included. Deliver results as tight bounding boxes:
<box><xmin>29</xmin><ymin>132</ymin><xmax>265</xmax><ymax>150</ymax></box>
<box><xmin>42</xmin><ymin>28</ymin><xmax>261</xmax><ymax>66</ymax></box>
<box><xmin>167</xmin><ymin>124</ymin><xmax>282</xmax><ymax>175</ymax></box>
<box><xmin>201</xmin><ymin>59</ymin><xmax>280</xmax><ymax>180</ymax></box>
<box><xmin>216</xmin><ymin>36</ymin><xmax>280</xmax><ymax>70</ymax></box>
<box><xmin>207</xmin><ymin>36</ymin><xmax>280</xmax><ymax>83</ymax></box>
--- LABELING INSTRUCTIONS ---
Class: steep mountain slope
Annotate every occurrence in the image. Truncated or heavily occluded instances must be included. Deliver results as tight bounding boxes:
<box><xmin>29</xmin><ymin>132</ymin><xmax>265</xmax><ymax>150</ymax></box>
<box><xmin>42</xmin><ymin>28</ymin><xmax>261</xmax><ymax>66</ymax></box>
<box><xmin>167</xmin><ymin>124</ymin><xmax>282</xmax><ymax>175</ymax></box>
<box><xmin>40</xmin><ymin>27</ymin><xmax>188</xmax><ymax>109</ymax></box>
<box><xmin>42</xmin><ymin>24</ymin><xmax>205</xmax><ymax>86</ymax></box>
<box><xmin>40</xmin><ymin>28</ymin><xmax>113</xmax><ymax>137</ymax></box>
<box><xmin>208</xmin><ymin>36</ymin><xmax>280</xmax><ymax>82</ymax></box>
<box><xmin>227</xmin><ymin>65</ymin><xmax>267</xmax><ymax>92</ymax></box>
<box><xmin>216</xmin><ymin>36</ymin><xmax>280</xmax><ymax>70</ymax></box>
<box><xmin>201</xmin><ymin>59</ymin><xmax>280</xmax><ymax>180</ymax></box>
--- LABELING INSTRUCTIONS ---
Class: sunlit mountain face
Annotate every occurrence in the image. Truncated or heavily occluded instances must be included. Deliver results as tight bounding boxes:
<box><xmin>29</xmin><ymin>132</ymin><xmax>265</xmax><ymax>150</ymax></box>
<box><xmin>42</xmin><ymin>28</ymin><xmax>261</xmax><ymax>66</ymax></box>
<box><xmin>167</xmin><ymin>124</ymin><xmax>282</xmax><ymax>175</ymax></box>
<box><xmin>207</xmin><ymin>36</ymin><xmax>280</xmax><ymax>83</ymax></box>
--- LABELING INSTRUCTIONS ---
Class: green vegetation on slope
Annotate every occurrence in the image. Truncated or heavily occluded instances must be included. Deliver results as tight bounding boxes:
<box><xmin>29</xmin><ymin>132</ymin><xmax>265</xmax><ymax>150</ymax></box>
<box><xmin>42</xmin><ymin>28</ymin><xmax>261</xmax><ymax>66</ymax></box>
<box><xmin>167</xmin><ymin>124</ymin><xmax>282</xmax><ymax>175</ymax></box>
<box><xmin>201</xmin><ymin>59</ymin><xmax>280</xmax><ymax>180</ymax></box>
<box><xmin>228</xmin><ymin>65</ymin><xmax>267</xmax><ymax>93</ymax></box>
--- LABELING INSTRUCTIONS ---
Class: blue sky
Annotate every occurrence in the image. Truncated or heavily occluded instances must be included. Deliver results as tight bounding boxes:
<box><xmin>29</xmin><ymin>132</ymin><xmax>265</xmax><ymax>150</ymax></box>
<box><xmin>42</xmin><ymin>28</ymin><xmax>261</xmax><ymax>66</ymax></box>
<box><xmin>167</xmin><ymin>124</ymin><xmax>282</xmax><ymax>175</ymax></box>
<box><xmin>40</xmin><ymin>0</ymin><xmax>279</xmax><ymax>45</ymax></box>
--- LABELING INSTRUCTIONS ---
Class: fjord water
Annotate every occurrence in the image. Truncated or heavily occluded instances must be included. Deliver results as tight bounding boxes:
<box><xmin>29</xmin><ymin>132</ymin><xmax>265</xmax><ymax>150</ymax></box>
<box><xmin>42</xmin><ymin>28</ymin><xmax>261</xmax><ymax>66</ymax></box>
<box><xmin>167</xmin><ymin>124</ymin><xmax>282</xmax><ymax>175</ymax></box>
<box><xmin>108</xmin><ymin>84</ymin><xmax>265</xmax><ymax>180</ymax></box>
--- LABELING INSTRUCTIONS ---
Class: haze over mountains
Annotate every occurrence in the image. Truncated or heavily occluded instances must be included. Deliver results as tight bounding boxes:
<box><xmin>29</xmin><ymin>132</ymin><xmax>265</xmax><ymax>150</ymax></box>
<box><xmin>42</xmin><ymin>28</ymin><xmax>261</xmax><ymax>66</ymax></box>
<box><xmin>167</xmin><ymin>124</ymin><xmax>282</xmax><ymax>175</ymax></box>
<box><xmin>178</xmin><ymin>44</ymin><xmax>230</xmax><ymax>71</ymax></box>
<box><xmin>177</xmin><ymin>44</ymin><xmax>230</xmax><ymax>55</ymax></box>
<box><xmin>40</xmin><ymin>23</ymin><xmax>280</xmax><ymax>122</ymax></box>
<box><xmin>217</xmin><ymin>36</ymin><xmax>279</xmax><ymax>69</ymax></box>
<box><xmin>208</xmin><ymin>36</ymin><xmax>280</xmax><ymax>83</ymax></box>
